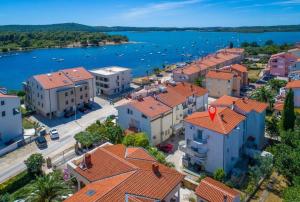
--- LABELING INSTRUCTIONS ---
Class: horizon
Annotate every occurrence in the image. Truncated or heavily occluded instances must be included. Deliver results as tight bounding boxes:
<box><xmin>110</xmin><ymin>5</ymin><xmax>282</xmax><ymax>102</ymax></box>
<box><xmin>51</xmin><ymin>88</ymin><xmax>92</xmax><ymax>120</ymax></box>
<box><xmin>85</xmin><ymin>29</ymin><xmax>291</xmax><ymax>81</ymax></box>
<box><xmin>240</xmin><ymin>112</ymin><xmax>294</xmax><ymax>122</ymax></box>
<box><xmin>1</xmin><ymin>0</ymin><xmax>300</xmax><ymax>27</ymax></box>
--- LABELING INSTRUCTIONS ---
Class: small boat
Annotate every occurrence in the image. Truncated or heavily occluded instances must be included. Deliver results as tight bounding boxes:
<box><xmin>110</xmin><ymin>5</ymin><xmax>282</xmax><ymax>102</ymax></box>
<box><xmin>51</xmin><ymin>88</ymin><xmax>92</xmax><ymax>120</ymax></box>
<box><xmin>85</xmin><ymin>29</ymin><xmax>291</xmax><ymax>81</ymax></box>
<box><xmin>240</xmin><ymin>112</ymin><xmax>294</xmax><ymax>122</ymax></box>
<box><xmin>32</xmin><ymin>56</ymin><xmax>37</xmax><ymax>59</ymax></box>
<box><xmin>52</xmin><ymin>58</ymin><xmax>57</xmax><ymax>60</ymax></box>
<box><xmin>57</xmin><ymin>58</ymin><xmax>64</xmax><ymax>62</ymax></box>
<box><xmin>118</xmin><ymin>54</ymin><xmax>124</xmax><ymax>57</ymax></box>
<box><xmin>157</xmin><ymin>52</ymin><xmax>161</xmax><ymax>54</ymax></box>
<box><xmin>140</xmin><ymin>58</ymin><xmax>145</xmax><ymax>61</ymax></box>
<box><xmin>149</xmin><ymin>53</ymin><xmax>153</xmax><ymax>55</ymax></box>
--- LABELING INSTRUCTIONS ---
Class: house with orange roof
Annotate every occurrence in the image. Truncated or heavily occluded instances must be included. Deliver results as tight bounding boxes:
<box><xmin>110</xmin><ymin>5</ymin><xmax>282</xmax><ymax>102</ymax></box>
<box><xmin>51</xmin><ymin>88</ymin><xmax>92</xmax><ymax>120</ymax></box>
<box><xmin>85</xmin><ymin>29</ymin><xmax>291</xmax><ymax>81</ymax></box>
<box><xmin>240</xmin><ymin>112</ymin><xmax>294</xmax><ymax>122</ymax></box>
<box><xmin>222</xmin><ymin>64</ymin><xmax>249</xmax><ymax>87</ymax></box>
<box><xmin>195</xmin><ymin>177</ymin><xmax>240</xmax><ymax>202</ymax></box>
<box><xmin>183</xmin><ymin>107</ymin><xmax>246</xmax><ymax>173</ymax></box>
<box><xmin>24</xmin><ymin>67</ymin><xmax>95</xmax><ymax>118</ymax></box>
<box><xmin>0</xmin><ymin>92</ymin><xmax>22</xmax><ymax>145</ymax></box>
<box><xmin>117</xmin><ymin>96</ymin><xmax>173</xmax><ymax>145</ymax></box>
<box><xmin>211</xmin><ymin>96</ymin><xmax>268</xmax><ymax>150</ymax></box>
<box><xmin>173</xmin><ymin>48</ymin><xmax>245</xmax><ymax>83</ymax></box>
<box><xmin>65</xmin><ymin>143</ymin><xmax>184</xmax><ymax>202</ymax></box>
<box><xmin>205</xmin><ymin>70</ymin><xmax>241</xmax><ymax>98</ymax></box>
<box><xmin>286</xmin><ymin>80</ymin><xmax>300</xmax><ymax>107</ymax></box>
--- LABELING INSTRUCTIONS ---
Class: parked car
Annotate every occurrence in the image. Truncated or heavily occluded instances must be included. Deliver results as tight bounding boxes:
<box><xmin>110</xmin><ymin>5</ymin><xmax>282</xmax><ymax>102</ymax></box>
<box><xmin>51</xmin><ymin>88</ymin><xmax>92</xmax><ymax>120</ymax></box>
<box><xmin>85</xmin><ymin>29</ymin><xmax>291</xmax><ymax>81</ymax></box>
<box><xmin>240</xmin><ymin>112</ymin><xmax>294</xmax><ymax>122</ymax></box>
<box><xmin>157</xmin><ymin>143</ymin><xmax>173</xmax><ymax>153</ymax></box>
<box><xmin>64</xmin><ymin>110</ymin><xmax>75</xmax><ymax>118</ymax></box>
<box><xmin>84</xmin><ymin>103</ymin><xmax>93</xmax><ymax>110</ymax></box>
<box><xmin>38</xmin><ymin>126</ymin><xmax>47</xmax><ymax>136</ymax></box>
<box><xmin>78</xmin><ymin>107</ymin><xmax>88</xmax><ymax>113</ymax></box>
<box><xmin>36</xmin><ymin>136</ymin><xmax>47</xmax><ymax>149</ymax></box>
<box><xmin>50</xmin><ymin>129</ymin><xmax>59</xmax><ymax>139</ymax></box>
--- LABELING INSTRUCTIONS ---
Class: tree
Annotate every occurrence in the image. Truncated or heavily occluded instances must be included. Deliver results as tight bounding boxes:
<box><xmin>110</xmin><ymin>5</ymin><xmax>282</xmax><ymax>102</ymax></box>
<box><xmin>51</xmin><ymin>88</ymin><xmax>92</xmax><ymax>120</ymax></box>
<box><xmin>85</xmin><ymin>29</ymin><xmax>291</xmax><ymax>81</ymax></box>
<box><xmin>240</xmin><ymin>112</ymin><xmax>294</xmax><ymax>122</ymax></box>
<box><xmin>194</xmin><ymin>76</ymin><xmax>204</xmax><ymax>87</ymax></box>
<box><xmin>251</xmin><ymin>86</ymin><xmax>275</xmax><ymax>109</ymax></box>
<box><xmin>281</xmin><ymin>89</ymin><xmax>295</xmax><ymax>131</ymax></box>
<box><xmin>229</xmin><ymin>41</ymin><xmax>234</xmax><ymax>48</ymax></box>
<box><xmin>0</xmin><ymin>193</ymin><xmax>12</xmax><ymax>202</ymax></box>
<box><xmin>267</xmin><ymin>79</ymin><xmax>287</xmax><ymax>93</ymax></box>
<box><xmin>74</xmin><ymin>131</ymin><xmax>94</xmax><ymax>149</ymax></box>
<box><xmin>266</xmin><ymin>116</ymin><xmax>280</xmax><ymax>140</ymax></box>
<box><xmin>25</xmin><ymin>172</ymin><xmax>71</xmax><ymax>202</ymax></box>
<box><xmin>283</xmin><ymin>185</ymin><xmax>300</xmax><ymax>202</ymax></box>
<box><xmin>213</xmin><ymin>168</ymin><xmax>226</xmax><ymax>182</ymax></box>
<box><xmin>265</xmin><ymin>40</ymin><xmax>274</xmax><ymax>46</ymax></box>
<box><xmin>24</xmin><ymin>153</ymin><xmax>45</xmax><ymax>176</ymax></box>
<box><xmin>122</xmin><ymin>133</ymin><xmax>149</xmax><ymax>148</ymax></box>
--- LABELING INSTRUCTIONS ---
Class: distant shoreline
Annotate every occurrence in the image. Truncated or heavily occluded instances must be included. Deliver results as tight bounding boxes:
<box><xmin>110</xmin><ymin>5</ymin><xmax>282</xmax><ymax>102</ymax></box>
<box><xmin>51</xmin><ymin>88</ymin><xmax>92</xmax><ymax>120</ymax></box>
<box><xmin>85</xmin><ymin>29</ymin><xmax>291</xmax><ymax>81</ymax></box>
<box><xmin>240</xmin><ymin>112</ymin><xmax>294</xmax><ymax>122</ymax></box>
<box><xmin>0</xmin><ymin>40</ymin><xmax>132</xmax><ymax>53</ymax></box>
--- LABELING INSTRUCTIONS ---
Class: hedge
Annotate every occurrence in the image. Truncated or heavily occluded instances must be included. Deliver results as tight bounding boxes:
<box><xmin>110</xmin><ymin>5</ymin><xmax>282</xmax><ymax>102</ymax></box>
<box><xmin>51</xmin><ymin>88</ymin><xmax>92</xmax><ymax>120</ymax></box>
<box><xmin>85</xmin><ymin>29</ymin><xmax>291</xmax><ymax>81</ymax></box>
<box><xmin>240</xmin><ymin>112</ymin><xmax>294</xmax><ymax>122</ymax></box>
<box><xmin>0</xmin><ymin>171</ymin><xmax>32</xmax><ymax>194</ymax></box>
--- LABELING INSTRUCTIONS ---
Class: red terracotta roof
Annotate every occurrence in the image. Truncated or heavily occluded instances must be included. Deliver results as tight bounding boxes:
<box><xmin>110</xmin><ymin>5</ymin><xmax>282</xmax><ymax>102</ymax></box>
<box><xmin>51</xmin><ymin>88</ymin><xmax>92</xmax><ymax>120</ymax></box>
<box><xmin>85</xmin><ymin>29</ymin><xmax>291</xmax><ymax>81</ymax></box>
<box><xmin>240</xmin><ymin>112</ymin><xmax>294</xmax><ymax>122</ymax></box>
<box><xmin>234</xmin><ymin>98</ymin><xmax>268</xmax><ymax>113</ymax></box>
<box><xmin>156</xmin><ymin>89</ymin><xmax>187</xmax><ymax>107</ymax></box>
<box><xmin>231</xmin><ymin>64</ymin><xmax>248</xmax><ymax>73</ymax></box>
<box><xmin>65</xmin><ymin>144</ymin><xmax>184</xmax><ymax>202</ymax></box>
<box><xmin>185</xmin><ymin>107</ymin><xmax>245</xmax><ymax>135</ymax></box>
<box><xmin>195</xmin><ymin>177</ymin><xmax>240</xmax><ymax>202</ymax></box>
<box><xmin>34</xmin><ymin>72</ymin><xmax>73</xmax><ymax>90</ymax></box>
<box><xmin>33</xmin><ymin>67</ymin><xmax>93</xmax><ymax>90</ymax></box>
<box><xmin>286</xmin><ymin>80</ymin><xmax>300</xmax><ymax>88</ymax></box>
<box><xmin>61</xmin><ymin>67</ymin><xmax>94</xmax><ymax>82</ymax></box>
<box><xmin>165</xmin><ymin>82</ymin><xmax>208</xmax><ymax>98</ymax></box>
<box><xmin>211</xmin><ymin>95</ymin><xmax>239</xmax><ymax>107</ymax></box>
<box><xmin>130</xmin><ymin>96</ymin><xmax>172</xmax><ymax>119</ymax></box>
<box><xmin>274</xmin><ymin>102</ymin><xmax>284</xmax><ymax>111</ymax></box>
<box><xmin>206</xmin><ymin>71</ymin><xmax>234</xmax><ymax>80</ymax></box>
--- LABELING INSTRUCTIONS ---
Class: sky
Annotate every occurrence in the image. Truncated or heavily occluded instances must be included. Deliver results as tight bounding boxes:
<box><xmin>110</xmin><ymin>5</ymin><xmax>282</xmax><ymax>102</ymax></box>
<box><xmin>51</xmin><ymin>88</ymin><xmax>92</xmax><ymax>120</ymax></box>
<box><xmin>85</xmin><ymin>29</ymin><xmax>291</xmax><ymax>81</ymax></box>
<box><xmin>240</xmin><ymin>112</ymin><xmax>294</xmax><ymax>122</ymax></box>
<box><xmin>0</xmin><ymin>0</ymin><xmax>300</xmax><ymax>27</ymax></box>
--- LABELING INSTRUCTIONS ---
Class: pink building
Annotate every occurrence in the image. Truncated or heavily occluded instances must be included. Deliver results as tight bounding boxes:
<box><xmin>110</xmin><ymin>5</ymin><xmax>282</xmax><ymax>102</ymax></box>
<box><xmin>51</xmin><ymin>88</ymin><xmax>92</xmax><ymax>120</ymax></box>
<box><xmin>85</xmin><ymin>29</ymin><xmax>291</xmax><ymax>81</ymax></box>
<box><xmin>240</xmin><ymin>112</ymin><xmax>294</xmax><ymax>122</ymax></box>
<box><xmin>268</xmin><ymin>52</ymin><xmax>298</xmax><ymax>77</ymax></box>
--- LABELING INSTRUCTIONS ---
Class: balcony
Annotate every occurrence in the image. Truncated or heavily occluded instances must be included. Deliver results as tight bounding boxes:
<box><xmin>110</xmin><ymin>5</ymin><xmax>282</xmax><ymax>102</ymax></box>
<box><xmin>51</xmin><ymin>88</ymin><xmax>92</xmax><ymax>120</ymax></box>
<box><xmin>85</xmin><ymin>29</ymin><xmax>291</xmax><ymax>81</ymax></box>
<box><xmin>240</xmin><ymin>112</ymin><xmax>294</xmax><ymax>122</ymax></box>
<box><xmin>193</xmin><ymin>138</ymin><xmax>208</xmax><ymax>145</ymax></box>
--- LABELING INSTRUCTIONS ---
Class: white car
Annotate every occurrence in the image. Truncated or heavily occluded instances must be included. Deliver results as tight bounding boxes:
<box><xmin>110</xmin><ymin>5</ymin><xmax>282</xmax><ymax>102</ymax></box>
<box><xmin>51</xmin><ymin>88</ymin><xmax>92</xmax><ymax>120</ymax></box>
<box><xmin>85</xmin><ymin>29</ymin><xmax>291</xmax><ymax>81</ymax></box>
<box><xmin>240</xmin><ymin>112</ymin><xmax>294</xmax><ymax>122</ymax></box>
<box><xmin>50</xmin><ymin>129</ymin><xmax>59</xmax><ymax>139</ymax></box>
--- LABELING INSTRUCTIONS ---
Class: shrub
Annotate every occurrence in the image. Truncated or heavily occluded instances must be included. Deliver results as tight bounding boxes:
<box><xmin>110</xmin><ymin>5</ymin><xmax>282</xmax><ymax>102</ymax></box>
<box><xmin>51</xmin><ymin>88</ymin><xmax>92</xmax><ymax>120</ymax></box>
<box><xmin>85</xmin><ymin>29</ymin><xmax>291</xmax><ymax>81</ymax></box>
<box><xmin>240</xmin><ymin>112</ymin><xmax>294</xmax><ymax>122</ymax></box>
<box><xmin>0</xmin><ymin>171</ymin><xmax>32</xmax><ymax>195</ymax></box>
<box><xmin>122</xmin><ymin>133</ymin><xmax>149</xmax><ymax>148</ymax></box>
<box><xmin>24</xmin><ymin>153</ymin><xmax>45</xmax><ymax>176</ymax></box>
<box><xmin>213</xmin><ymin>168</ymin><xmax>226</xmax><ymax>182</ymax></box>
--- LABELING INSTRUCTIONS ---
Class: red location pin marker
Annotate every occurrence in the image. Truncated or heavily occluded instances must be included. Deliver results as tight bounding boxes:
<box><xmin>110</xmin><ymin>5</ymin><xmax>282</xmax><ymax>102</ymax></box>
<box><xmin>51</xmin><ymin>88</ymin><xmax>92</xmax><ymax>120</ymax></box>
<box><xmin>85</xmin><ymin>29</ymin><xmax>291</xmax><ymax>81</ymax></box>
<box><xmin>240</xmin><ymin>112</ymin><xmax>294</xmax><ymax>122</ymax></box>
<box><xmin>208</xmin><ymin>106</ymin><xmax>217</xmax><ymax>121</ymax></box>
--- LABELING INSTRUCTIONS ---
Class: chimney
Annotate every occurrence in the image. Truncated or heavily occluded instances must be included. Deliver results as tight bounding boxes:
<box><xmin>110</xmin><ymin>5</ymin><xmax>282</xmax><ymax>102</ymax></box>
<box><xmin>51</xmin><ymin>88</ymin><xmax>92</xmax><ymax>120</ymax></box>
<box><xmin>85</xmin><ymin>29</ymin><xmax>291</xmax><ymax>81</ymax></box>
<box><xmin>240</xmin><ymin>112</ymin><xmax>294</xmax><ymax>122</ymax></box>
<box><xmin>220</xmin><ymin>114</ymin><xmax>227</xmax><ymax>123</ymax></box>
<box><xmin>85</xmin><ymin>153</ymin><xmax>92</xmax><ymax>169</ymax></box>
<box><xmin>152</xmin><ymin>163</ymin><xmax>161</xmax><ymax>177</ymax></box>
<box><xmin>223</xmin><ymin>195</ymin><xmax>228</xmax><ymax>202</ymax></box>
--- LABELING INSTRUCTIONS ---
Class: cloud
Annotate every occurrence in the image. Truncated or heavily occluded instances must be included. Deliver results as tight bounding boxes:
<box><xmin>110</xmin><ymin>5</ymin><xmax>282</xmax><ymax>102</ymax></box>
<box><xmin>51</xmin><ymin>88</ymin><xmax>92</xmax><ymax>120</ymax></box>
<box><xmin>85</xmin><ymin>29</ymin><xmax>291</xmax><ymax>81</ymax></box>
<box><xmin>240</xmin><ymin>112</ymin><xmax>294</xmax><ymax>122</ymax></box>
<box><xmin>123</xmin><ymin>0</ymin><xmax>201</xmax><ymax>18</ymax></box>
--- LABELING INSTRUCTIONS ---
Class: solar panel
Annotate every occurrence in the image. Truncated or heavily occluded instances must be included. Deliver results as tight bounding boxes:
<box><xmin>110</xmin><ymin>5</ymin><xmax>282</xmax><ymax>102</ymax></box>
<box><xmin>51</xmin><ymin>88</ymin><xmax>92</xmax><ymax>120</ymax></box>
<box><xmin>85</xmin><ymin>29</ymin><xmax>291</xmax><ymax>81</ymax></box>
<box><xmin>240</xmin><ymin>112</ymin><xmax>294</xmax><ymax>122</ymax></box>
<box><xmin>86</xmin><ymin>189</ymin><xmax>96</xmax><ymax>196</ymax></box>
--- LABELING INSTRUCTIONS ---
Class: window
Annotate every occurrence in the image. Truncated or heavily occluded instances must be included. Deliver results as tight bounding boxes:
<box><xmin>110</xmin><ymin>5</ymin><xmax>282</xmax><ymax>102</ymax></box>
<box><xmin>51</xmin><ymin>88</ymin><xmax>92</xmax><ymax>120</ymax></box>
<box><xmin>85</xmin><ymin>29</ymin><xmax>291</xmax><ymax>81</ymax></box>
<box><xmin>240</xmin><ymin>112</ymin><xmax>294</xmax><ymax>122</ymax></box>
<box><xmin>194</xmin><ymin>130</ymin><xmax>203</xmax><ymax>142</ymax></box>
<box><xmin>1</xmin><ymin>111</ymin><xmax>5</xmax><ymax>117</ymax></box>
<box><xmin>85</xmin><ymin>94</ymin><xmax>88</xmax><ymax>98</ymax></box>
<box><xmin>71</xmin><ymin>98</ymin><xmax>74</xmax><ymax>103</ymax></box>
<box><xmin>80</xmin><ymin>95</ymin><xmax>83</xmax><ymax>99</ymax></box>
<box><xmin>80</xmin><ymin>88</ymin><xmax>82</xmax><ymax>92</ymax></box>
<box><xmin>141</xmin><ymin>114</ymin><xmax>147</xmax><ymax>119</ymax></box>
<box><xmin>65</xmin><ymin>100</ymin><xmax>69</xmax><ymax>105</ymax></box>
<box><xmin>71</xmin><ymin>91</ymin><xmax>74</xmax><ymax>95</ymax></box>
<box><xmin>127</xmin><ymin>108</ymin><xmax>133</xmax><ymax>115</ymax></box>
<box><xmin>85</xmin><ymin>86</ymin><xmax>88</xmax><ymax>90</ymax></box>
<box><xmin>0</xmin><ymin>100</ymin><xmax>4</xmax><ymax>105</ymax></box>
<box><xmin>65</xmin><ymin>92</ymin><xmax>68</xmax><ymax>96</ymax></box>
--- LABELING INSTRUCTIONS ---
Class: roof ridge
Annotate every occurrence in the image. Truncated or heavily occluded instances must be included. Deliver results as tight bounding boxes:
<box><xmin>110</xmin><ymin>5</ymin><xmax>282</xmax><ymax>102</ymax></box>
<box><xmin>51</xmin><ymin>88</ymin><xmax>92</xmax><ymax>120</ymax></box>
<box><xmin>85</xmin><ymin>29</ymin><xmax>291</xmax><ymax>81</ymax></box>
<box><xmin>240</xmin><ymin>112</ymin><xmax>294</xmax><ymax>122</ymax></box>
<box><xmin>101</xmin><ymin>147</ymin><xmax>139</xmax><ymax>170</ymax></box>
<box><xmin>203</xmin><ymin>179</ymin><xmax>237</xmax><ymax>198</ymax></box>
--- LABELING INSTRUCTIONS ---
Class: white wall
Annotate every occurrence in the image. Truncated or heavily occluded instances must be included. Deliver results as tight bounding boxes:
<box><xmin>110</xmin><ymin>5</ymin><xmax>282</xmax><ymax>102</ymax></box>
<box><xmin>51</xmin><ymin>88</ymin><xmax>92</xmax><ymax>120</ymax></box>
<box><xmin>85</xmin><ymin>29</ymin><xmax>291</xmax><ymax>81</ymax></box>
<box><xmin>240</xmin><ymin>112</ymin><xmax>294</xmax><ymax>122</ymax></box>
<box><xmin>0</xmin><ymin>96</ymin><xmax>22</xmax><ymax>143</ymax></box>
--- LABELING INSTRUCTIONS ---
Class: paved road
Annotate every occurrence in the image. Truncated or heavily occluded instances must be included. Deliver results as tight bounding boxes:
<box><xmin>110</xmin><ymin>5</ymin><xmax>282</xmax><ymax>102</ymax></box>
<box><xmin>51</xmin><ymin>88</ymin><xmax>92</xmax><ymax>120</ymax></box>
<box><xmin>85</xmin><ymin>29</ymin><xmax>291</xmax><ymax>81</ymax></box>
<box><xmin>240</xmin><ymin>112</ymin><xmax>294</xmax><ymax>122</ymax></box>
<box><xmin>0</xmin><ymin>97</ymin><xmax>117</xmax><ymax>183</ymax></box>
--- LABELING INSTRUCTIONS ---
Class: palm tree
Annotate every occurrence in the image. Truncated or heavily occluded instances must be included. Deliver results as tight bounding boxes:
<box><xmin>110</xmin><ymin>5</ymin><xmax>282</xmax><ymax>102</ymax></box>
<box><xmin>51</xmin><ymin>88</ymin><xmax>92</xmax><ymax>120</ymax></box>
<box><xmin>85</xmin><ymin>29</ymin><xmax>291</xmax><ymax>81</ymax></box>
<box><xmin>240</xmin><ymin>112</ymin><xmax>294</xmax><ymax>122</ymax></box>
<box><xmin>25</xmin><ymin>172</ymin><xmax>71</xmax><ymax>202</ymax></box>
<box><xmin>251</xmin><ymin>86</ymin><xmax>275</xmax><ymax>109</ymax></box>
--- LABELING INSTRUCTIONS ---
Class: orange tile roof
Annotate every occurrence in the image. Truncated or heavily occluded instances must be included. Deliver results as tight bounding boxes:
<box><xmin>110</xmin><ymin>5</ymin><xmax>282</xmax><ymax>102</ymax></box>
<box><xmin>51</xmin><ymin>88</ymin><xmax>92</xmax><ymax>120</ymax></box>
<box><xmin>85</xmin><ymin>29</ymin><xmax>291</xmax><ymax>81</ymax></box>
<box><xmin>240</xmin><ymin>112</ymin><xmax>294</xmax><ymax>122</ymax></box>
<box><xmin>234</xmin><ymin>98</ymin><xmax>268</xmax><ymax>113</ymax></box>
<box><xmin>34</xmin><ymin>72</ymin><xmax>73</xmax><ymax>90</ymax></box>
<box><xmin>185</xmin><ymin>107</ymin><xmax>245</xmax><ymax>135</ymax></box>
<box><xmin>286</xmin><ymin>80</ymin><xmax>300</xmax><ymax>88</ymax></box>
<box><xmin>62</xmin><ymin>67</ymin><xmax>94</xmax><ymax>82</ymax></box>
<box><xmin>206</xmin><ymin>71</ymin><xmax>234</xmax><ymax>80</ymax></box>
<box><xmin>0</xmin><ymin>93</ymin><xmax>18</xmax><ymax>98</ymax></box>
<box><xmin>130</xmin><ymin>96</ymin><xmax>172</xmax><ymax>118</ymax></box>
<box><xmin>274</xmin><ymin>102</ymin><xmax>284</xmax><ymax>111</ymax></box>
<box><xmin>211</xmin><ymin>95</ymin><xmax>239</xmax><ymax>107</ymax></box>
<box><xmin>195</xmin><ymin>177</ymin><xmax>240</xmax><ymax>202</ymax></box>
<box><xmin>212</xmin><ymin>95</ymin><xmax>268</xmax><ymax>113</ymax></box>
<box><xmin>231</xmin><ymin>64</ymin><xmax>248</xmax><ymax>73</ymax></box>
<box><xmin>33</xmin><ymin>67</ymin><xmax>93</xmax><ymax>90</ymax></box>
<box><xmin>156</xmin><ymin>82</ymin><xmax>207</xmax><ymax>107</ymax></box>
<box><xmin>173</xmin><ymin>64</ymin><xmax>200</xmax><ymax>75</ymax></box>
<box><xmin>65</xmin><ymin>144</ymin><xmax>184</xmax><ymax>202</ymax></box>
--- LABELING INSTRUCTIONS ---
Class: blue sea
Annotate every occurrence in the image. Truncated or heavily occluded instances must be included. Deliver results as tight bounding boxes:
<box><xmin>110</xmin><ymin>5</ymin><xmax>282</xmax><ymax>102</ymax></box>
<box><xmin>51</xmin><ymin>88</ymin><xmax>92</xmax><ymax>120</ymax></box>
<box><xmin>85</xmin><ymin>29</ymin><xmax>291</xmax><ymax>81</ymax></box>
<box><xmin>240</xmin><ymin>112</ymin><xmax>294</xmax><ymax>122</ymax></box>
<box><xmin>1</xmin><ymin>31</ymin><xmax>300</xmax><ymax>90</ymax></box>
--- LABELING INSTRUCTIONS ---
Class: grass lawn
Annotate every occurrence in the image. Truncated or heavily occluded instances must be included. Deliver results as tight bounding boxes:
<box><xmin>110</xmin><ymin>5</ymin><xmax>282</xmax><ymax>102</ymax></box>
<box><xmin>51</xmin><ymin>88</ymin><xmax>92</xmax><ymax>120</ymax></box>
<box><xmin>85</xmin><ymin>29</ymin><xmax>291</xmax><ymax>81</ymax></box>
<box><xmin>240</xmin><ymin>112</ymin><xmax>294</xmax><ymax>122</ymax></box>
<box><xmin>22</xmin><ymin>118</ymin><xmax>35</xmax><ymax>129</ymax></box>
<box><xmin>248</xmin><ymin>69</ymin><xmax>262</xmax><ymax>82</ymax></box>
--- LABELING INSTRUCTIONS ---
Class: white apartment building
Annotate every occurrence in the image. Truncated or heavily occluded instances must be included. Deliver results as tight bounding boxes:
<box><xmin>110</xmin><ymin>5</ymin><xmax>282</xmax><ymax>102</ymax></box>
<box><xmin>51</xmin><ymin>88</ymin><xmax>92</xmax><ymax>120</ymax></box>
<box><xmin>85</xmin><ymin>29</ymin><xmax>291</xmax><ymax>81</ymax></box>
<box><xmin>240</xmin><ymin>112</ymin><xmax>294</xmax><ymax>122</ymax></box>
<box><xmin>117</xmin><ymin>96</ymin><xmax>173</xmax><ymax>145</ymax></box>
<box><xmin>24</xmin><ymin>67</ymin><xmax>95</xmax><ymax>118</ymax></box>
<box><xmin>0</xmin><ymin>93</ymin><xmax>22</xmax><ymax>144</ymax></box>
<box><xmin>90</xmin><ymin>66</ymin><xmax>132</xmax><ymax>96</ymax></box>
<box><xmin>183</xmin><ymin>107</ymin><xmax>246</xmax><ymax>174</ymax></box>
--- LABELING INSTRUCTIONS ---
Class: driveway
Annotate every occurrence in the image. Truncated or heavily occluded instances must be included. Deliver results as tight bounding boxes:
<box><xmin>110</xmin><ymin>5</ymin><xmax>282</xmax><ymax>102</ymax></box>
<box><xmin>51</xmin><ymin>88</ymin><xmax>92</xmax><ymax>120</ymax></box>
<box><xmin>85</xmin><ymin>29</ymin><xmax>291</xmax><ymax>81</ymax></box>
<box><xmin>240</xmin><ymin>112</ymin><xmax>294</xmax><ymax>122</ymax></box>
<box><xmin>0</xmin><ymin>97</ymin><xmax>117</xmax><ymax>183</ymax></box>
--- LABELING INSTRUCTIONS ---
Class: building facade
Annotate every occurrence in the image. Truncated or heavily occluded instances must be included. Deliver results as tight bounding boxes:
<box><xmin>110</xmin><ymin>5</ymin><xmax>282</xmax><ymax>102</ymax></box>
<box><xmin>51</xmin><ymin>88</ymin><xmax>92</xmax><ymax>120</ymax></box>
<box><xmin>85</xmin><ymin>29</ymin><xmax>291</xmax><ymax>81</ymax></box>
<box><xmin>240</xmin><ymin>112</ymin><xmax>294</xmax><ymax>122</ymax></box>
<box><xmin>24</xmin><ymin>67</ymin><xmax>95</xmax><ymax>118</ymax></box>
<box><xmin>205</xmin><ymin>70</ymin><xmax>240</xmax><ymax>98</ymax></box>
<box><xmin>0</xmin><ymin>93</ymin><xmax>22</xmax><ymax>144</ymax></box>
<box><xmin>286</xmin><ymin>80</ymin><xmax>300</xmax><ymax>107</ymax></box>
<box><xmin>268</xmin><ymin>52</ymin><xmax>298</xmax><ymax>77</ymax></box>
<box><xmin>90</xmin><ymin>66</ymin><xmax>132</xmax><ymax>96</ymax></box>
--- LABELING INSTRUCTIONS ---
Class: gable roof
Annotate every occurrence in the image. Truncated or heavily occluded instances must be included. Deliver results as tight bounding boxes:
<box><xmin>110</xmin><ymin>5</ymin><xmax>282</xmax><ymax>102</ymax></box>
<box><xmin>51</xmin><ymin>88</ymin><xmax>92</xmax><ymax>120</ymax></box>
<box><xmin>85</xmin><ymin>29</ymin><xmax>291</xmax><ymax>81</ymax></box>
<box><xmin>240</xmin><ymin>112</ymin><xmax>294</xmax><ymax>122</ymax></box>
<box><xmin>195</xmin><ymin>177</ymin><xmax>240</xmax><ymax>202</ymax></box>
<box><xmin>65</xmin><ymin>144</ymin><xmax>184</xmax><ymax>202</ymax></box>
<box><xmin>61</xmin><ymin>67</ymin><xmax>94</xmax><ymax>82</ymax></box>
<box><xmin>0</xmin><ymin>93</ymin><xmax>18</xmax><ymax>98</ymax></box>
<box><xmin>184</xmin><ymin>107</ymin><xmax>245</xmax><ymax>135</ymax></box>
<box><xmin>165</xmin><ymin>82</ymin><xmax>208</xmax><ymax>98</ymax></box>
<box><xmin>211</xmin><ymin>95</ymin><xmax>239</xmax><ymax>107</ymax></box>
<box><xmin>129</xmin><ymin>96</ymin><xmax>172</xmax><ymax>119</ymax></box>
<box><xmin>206</xmin><ymin>71</ymin><xmax>234</xmax><ymax>80</ymax></box>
